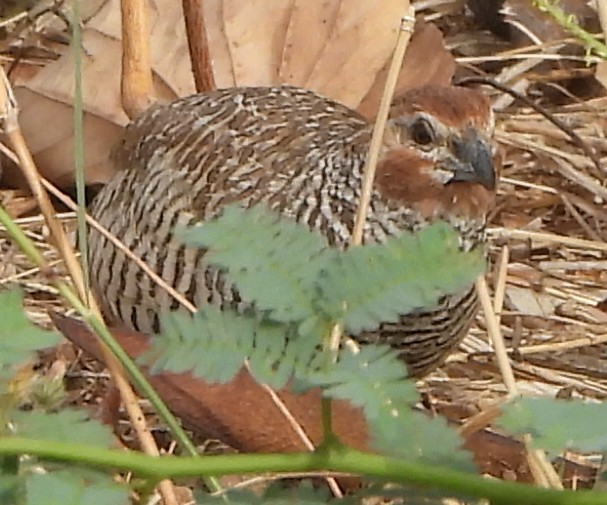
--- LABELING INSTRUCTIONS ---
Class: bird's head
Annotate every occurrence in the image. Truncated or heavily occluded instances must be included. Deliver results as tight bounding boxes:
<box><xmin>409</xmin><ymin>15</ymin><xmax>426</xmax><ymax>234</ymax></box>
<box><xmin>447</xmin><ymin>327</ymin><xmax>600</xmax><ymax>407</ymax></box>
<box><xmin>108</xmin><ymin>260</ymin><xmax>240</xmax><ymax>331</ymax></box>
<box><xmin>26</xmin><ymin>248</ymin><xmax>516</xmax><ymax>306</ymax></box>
<box><xmin>377</xmin><ymin>85</ymin><xmax>497</xmax><ymax>222</ymax></box>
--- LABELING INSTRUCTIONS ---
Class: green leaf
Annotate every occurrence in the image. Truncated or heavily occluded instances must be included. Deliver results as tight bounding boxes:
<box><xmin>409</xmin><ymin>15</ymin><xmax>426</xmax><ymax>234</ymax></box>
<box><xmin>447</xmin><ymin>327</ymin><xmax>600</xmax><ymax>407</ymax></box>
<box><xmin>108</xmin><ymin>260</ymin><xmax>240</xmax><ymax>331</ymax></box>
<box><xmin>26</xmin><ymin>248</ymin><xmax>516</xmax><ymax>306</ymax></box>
<box><xmin>0</xmin><ymin>290</ymin><xmax>60</xmax><ymax>375</ymax></box>
<box><xmin>179</xmin><ymin>205</ymin><xmax>337</xmax><ymax>324</ymax></box>
<box><xmin>12</xmin><ymin>410</ymin><xmax>114</xmax><ymax>447</ymax></box>
<box><xmin>149</xmin><ymin>308</ymin><xmax>257</xmax><ymax>382</ymax></box>
<box><xmin>306</xmin><ymin>345</ymin><xmax>473</xmax><ymax>470</ymax></box>
<box><xmin>0</xmin><ymin>476</ymin><xmax>20</xmax><ymax>505</ymax></box>
<box><xmin>306</xmin><ymin>345</ymin><xmax>417</xmax><ymax>417</ymax></box>
<box><xmin>26</xmin><ymin>472</ymin><xmax>128</xmax><ymax>505</ymax></box>
<box><xmin>499</xmin><ymin>397</ymin><xmax>607</xmax><ymax>454</ymax></box>
<box><xmin>152</xmin><ymin>308</ymin><xmax>324</xmax><ymax>389</ymax></box>
<box><xmin>372</xmin><ymin>408</ymin><xmax>474</xmax><ymax>470</ymax></box>
<box><xmin>320</xmin><ymin>223</ymin><xmax>484</xmax><ymax>334</ymax></box>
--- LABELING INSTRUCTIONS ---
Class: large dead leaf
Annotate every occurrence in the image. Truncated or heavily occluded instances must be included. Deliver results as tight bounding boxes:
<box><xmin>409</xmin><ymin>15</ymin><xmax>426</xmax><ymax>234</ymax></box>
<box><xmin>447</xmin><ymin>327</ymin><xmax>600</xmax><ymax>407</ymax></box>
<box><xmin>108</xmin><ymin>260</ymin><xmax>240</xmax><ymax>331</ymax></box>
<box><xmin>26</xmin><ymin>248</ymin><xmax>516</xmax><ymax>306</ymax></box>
<box><xmin>279</xmin><ymin>0</ymin><xmax>341</xmax><ymax>85</ymax></box>
<box><xmin>6</xmin><ymin>0</ymin><xmax>456</xmax><ymax>188</ymax></box>
<box><xmin>223</xmin><ymin>0</ymin><xmax>294</xmax><ymax>86</ymax></box>
<box><xmin>6</xmin><ymin>0</ymin><xmax>193</xmax><ymax>187</ymax></box>
<box><xmin>358</xmin><ymin>22</ymin><xmax>456</xmax><ymax>119</ymax></box>
<box><xmin>203</xmin><ymin>0</ymin><xmax>235</xmax><ymax>88</ymax></box>
<box><xmin>305</xmin><ymin>0</ymin><xmax>405</xmax><ymax>108</ymax></box>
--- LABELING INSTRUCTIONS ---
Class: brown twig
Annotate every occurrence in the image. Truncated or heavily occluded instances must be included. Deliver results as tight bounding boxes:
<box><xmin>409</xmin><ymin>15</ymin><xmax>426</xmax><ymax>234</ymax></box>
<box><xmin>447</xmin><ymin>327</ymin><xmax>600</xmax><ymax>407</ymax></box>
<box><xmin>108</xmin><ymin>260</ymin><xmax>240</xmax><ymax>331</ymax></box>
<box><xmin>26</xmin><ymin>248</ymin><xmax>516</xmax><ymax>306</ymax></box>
<box><xmin>475</xmin><ymin>275</ymin><xmax>518</xmax><ymax>396</ymax></box>
<box><xmin>182</xmin><ymin>0</ymin><xmax>216</xmax><ymax>93</ymax></box>
<box><xmin>121</xmin><ymin>0</ymin><xmax>155</xmax><ymax>119</ymax></box>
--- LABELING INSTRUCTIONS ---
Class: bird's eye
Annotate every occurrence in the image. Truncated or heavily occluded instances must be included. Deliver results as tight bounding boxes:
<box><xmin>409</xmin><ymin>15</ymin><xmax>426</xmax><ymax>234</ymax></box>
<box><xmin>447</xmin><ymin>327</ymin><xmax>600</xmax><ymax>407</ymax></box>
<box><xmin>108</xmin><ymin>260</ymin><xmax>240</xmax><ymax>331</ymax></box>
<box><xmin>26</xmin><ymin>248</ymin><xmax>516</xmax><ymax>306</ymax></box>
<box><xmin>410</xmin><ymin>118</ymin><xmax>435</xmax><ymax>145</ymax></box>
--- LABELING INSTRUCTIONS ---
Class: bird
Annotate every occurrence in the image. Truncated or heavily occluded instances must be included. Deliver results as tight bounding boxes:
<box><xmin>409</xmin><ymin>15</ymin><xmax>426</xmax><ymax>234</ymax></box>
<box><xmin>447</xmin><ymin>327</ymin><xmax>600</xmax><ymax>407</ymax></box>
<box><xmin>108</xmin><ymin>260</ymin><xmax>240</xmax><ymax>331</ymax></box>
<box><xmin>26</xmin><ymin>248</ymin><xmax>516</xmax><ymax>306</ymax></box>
<box><xmin>87</xmin><ymin>84</ymin><xmax>497</xmax><ymax>378</ymax></box>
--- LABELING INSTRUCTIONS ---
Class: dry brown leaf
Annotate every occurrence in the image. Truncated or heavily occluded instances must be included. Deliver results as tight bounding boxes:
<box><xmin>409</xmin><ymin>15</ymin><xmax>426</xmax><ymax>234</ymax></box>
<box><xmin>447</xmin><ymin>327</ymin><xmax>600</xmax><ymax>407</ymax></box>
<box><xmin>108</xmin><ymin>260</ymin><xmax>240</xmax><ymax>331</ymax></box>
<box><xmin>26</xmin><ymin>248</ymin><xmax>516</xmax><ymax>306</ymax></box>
<box><xmin>305</xmin><ymin>0</ymin><xmax>406</xmax><ymax>108</ymax></box>
<box><xmin>7</xmin><ymin>0</ymin><xmax>445</xmax><ymax>188</ymax></box>
<box><xmin>595</xmin><ymin>61</ymin><xmax>607</xmax><ymax>91</ymax></box>
<box><xmin>223</xmin><ymin>0</ymin><xmax>295</xmax><ymax>86</ymax></box>
<box><xmin>279</xmin><ymin>0</ymin><xmax>341</xmax><ymax>85</ymax></box>
<box><xmin>7</xmin><ymin>30</ymin><xmax>126</xmax><ymax>187</ymax></box>
<box><xmin>7</xmin><ymin>0</ymin><xmax>192</xmax><ymax>187</ymax></box>
<box><xmin>357</xmin><ymin>22</ymin><xmax>455</xmax><ymax>119</ymax></box>
<box><xmin>203</xmin><ymin>0</ymin><xmax>236</xmax><ymax>88</ymax></box>
<box><xmin>506</xmin><ymin>285</ymin><xmax>557</xmax><ymax>317</ymax></box>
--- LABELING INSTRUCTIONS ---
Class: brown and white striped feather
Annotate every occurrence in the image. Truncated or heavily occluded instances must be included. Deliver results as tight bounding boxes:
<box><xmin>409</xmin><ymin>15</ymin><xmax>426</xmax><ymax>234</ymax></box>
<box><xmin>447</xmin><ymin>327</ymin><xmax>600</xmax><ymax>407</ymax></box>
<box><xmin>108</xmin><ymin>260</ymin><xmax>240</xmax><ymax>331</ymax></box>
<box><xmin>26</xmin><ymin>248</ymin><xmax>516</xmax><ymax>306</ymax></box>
<box><xmin>89</xmin><ymin>86</ymin><xmax>489</xmax><ymax>377</ymax></box>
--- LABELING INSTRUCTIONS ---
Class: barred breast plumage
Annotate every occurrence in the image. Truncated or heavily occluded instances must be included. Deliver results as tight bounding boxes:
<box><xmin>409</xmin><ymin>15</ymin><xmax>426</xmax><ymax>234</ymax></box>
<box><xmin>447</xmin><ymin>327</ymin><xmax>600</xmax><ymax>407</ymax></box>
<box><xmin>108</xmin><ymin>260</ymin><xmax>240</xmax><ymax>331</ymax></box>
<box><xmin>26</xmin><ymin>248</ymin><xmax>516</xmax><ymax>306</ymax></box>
<box><xmin>89</xmin><ymin>85</ymin><xmax>496</xmax><ymax>377</ymax></box>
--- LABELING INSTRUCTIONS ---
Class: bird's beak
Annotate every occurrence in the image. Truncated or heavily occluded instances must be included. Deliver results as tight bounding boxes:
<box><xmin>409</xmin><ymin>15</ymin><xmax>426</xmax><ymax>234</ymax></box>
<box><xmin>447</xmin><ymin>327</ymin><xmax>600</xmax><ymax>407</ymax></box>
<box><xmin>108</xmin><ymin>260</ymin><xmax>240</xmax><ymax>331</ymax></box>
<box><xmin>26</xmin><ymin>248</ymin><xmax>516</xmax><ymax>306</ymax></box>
<box><xmin>448</xmin><ymin>129</ymin><xmax>496</xmax><ymax>190</ymax></box>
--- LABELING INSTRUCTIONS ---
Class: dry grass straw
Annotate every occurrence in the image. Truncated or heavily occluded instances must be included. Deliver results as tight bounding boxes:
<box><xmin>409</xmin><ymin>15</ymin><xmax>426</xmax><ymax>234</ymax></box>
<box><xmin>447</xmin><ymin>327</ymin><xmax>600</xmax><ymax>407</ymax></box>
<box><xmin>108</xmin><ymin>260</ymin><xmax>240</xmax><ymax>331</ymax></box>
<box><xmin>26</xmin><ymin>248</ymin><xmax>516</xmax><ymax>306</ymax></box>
<box><xmin>416</xmin><ymin>0</ymin><xmax>607</xmax><ymax>486</ymax></box>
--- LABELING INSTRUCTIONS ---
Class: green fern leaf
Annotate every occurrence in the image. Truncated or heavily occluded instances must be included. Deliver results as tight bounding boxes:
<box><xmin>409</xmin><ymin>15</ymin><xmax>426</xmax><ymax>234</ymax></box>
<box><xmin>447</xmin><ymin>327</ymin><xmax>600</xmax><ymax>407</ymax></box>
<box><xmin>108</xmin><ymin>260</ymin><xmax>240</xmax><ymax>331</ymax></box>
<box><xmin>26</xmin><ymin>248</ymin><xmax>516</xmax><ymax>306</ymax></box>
<box><xmin>320</xmin><ymin>223</ymin><xmax>484</xmax><ymax>333</ymax></box>
<box><xmin>153</xmin><ymin>308</ymin><xmax>324</xmax><ymax>389</ymax></box>
<box><xmin>373</xmin><ymin>408</ymin><xmax>474</xmax><ymax>470</ymax></box>
<box><xmin>307</xmin><ymin>345</ymin><xmax>473</xmax><ymax>469</ymax></box>
<box><xmin>0</xmin><ymin>290</ymin><xmax>60</xmax><ymax>377</ymax></box>
<box><xmin>12</xmin><ymin>410</ymin><xmax>114</xmax><ymax>447</ymax></box>
<box><xmin>306</xmin><ymin>345</ymin><xmax>417</xmax><ymax>416</ymax></box>
<box><xmin>499</xmin><ymin>397</ymin><xmax>607</xmax><ymax>454</ymax></box>
<box><xmin>26</xmin><ymin>472</ymin><xmax>128</xmax><ymax>505</ymax></box>
<box><xmin>149</xmin><ymin>308</ymin><xmax>258</xmax><ymax>383</ymax></box>
<box><xmin>179</xmin><ymin>205</ymin><xmax>337</xmax><ymax>324</ymax></box>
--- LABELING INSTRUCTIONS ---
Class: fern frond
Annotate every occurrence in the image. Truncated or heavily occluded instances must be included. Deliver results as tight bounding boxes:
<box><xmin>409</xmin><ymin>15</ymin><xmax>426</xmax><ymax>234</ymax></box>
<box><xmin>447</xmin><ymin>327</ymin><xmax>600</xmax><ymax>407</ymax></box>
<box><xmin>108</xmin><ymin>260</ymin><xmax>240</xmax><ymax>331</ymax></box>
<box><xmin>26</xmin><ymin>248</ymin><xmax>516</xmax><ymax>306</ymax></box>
<box><xmin>26</xmin><ymin>472</ymin><xmax>129</xmax><ymax>505</ymax></box>
<box><xmin>320</xmin><ymin>223</ymin><xmax>485</xmax><ymax>333</ymax></box>
<box><xmin>306</xmin><ymin>345</ymin><xmax>417</xmax><ymax>416</ymax></box>
<box><xmin>152</xmin><ymin>307</ymin><xmax>326</xmax><ymax>389</ymax></box>
<box><xmin>307</xmin><ymin>345</ymin><xmax>473</xmax><ymax>469</ymax></box>
<box><xmin>0</xmin><ymin>290</ymin><xmax>60</xmax><ymax>380</ymax></box>
<box><xmin>499</xmin><ymin>397</ymin><xmax>607</xmax><ymax>454</ymax></box>
<box><xmin>179</xmin><ymin>205</ymin><xmax>338</xmax><ymax>325</ymax></box>
<box><xmin>12</xmin><ymin>410</ymin><xmax>114</xmax><ymax>447</ymax></box>
<box><xmin>149</xmin><ymin>308</ymin><xmax>258</xmax><ymax>383</ymax></box>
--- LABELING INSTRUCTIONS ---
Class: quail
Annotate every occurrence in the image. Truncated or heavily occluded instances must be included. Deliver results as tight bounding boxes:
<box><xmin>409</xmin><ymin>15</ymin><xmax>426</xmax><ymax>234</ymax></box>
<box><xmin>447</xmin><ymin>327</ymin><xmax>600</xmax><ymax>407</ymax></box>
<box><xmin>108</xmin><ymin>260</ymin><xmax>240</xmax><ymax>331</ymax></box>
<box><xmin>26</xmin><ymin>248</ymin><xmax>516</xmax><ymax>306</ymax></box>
<box><xmin>88</xmin><ymin>85</ymin><xmax>496</xmax><ymax>377</ymax></box>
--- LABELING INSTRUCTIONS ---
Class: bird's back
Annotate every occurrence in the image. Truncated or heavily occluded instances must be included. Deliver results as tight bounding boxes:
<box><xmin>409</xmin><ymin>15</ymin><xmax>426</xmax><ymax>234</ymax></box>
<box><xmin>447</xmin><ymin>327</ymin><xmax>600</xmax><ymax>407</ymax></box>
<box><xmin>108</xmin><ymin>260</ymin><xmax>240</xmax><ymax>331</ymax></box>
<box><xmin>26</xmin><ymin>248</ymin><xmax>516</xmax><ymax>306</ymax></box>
<box><xmin>90</xmin><ymin>87</ymin><xmax>372</xmax><ymax>330</ymax></box>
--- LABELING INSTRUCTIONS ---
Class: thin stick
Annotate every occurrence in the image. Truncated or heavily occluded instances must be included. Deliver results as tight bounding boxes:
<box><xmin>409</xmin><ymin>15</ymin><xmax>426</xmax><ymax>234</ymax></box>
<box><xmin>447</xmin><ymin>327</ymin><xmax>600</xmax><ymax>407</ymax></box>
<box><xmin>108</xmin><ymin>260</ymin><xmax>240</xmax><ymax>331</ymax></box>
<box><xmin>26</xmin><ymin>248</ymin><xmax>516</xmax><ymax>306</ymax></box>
<box><xmin>516</xmin><ymin>334</ymin><xmax>607</xmax><ymax>355</ymax></box>
<box><xmin>182</xmin><ymin>0</ymin><xmax>216</xmax><ymax>93</ymax></box>
<box><xmin>322</xmin><ymin>7</ymin><xmax>415</xmax><ymax>452</ymax></box>
<box><xmin>351</xmin><ymin>12</ymin><xmax>415</xmax><ymax>246</ymax></box>
<box><xmin>487</xmin><ymin>227</ymin><xmax>607</xmax><ymax>252</ymax></box>
<box><xmin>524</xmin><ymin>435</ymin><xmax>564</xmax><ymax>489</ymax></box>
<box><xmin>492</xmin><ymin>245</ymin><xmax>509</xmax><ymax>327</ymax></box>
<box><xmin>121</xmin><ymin>0</ymin><xmax>155</xmax><ymax>118</ymax></box>
<box><xmin>258</xmin><ymin>382</ymin><xmax>343</xmax><ymax>498</ymax></box>
<box><xmin>321</xmin><ymin>8</ymin><xmax>415</xmax><ymax>434</ymax></box>
<box><xmin>475</xmin><ymin>276</ymin><xmax>518</xmax><ymax>396</ymax></box>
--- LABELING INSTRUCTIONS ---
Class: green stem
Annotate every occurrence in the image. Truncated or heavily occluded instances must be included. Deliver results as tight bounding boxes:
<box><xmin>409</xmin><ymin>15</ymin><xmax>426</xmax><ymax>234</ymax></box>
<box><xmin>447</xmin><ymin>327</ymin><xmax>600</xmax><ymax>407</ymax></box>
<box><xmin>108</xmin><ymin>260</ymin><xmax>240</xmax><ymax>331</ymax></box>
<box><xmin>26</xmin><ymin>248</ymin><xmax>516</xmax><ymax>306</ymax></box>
<box><xmin>57</xmin><ymin>287</ymin><xmax>198</xmax><ymax>457</ymax></box>
<box><xmin>533</xmin><ymin>0</ymin><xmax>607</xmax><ymax>59</ymax></box>
<box><xmin>0</xmin><ymin>206</ymin><xmax>221</xmax><ymax>494</ymax></box>
<box><xmin>71</xmin><ymin>0</ymin><xmax>90</xmax><ymax>303</ymax></box>
<box><xmin>1</xmin><ymin>437</ymin><xmax>606</xmax><ymax>504</ymax></box>
<box><xmin>320</xmin><ymin>397</ymin><xmax>333</xmax><ymax>441</ymax></box>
